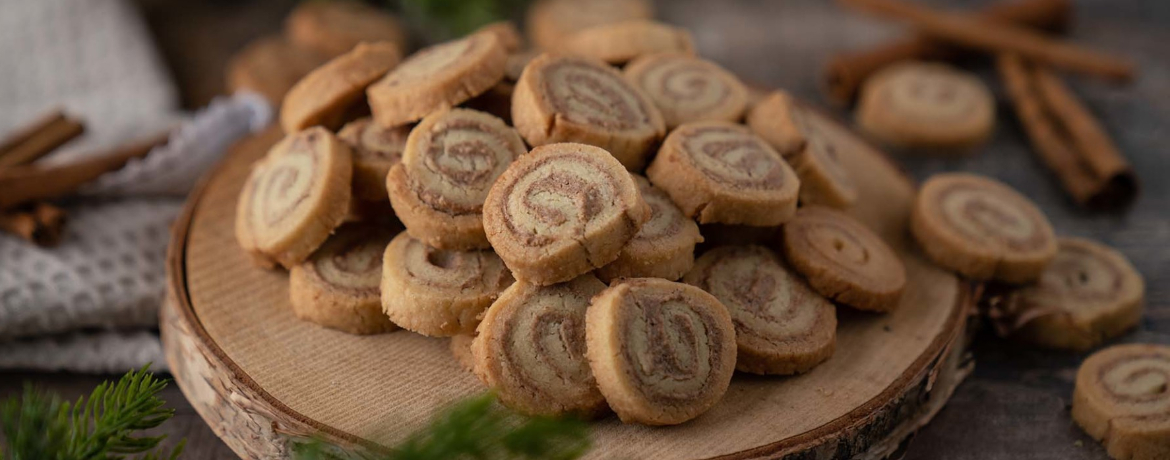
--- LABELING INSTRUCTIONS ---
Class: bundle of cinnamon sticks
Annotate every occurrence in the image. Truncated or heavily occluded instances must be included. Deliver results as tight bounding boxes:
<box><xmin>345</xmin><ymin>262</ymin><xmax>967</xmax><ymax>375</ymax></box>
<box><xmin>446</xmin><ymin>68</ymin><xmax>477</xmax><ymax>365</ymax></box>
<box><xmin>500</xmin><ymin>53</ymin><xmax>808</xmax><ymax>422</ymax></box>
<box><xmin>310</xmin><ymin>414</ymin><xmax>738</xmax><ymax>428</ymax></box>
<box><xmin>0</xmin><ymin>109</ymin><xmax>170</xmax><ymax>246</ymax></box>
<box><xmin>830</xmin><ymin>0</ymin><xmax>1138</xmax><ymax>210</ymax></box>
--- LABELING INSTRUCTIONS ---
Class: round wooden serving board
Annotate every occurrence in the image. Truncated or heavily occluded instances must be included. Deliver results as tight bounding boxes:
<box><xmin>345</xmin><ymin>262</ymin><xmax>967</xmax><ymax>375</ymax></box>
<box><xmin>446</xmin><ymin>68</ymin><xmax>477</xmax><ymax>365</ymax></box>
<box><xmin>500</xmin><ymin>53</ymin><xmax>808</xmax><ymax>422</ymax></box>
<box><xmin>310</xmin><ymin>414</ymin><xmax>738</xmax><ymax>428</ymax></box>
<box><xmin>163</xmin><ymin>118</ymin><xmax>974</xmax><ymax>459</ymax></box>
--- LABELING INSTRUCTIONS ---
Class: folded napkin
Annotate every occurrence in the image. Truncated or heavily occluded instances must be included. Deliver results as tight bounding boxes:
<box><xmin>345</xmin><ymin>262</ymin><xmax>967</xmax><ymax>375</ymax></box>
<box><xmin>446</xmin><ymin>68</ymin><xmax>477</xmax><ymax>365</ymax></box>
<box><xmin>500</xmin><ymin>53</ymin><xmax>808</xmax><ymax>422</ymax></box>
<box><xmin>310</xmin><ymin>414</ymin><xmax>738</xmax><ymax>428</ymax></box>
<box><xmin>0</xmin><ymin>0</ymin><xmax>270</xmax><ymax>373</ymax></box>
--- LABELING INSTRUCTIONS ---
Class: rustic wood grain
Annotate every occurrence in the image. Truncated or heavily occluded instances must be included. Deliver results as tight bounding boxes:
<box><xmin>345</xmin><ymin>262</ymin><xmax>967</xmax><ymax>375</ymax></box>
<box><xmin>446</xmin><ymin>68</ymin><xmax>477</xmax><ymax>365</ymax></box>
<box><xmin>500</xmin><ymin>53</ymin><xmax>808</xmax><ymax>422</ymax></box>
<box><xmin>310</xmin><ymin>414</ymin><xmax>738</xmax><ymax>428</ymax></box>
<box><xmin>2</xmin><ymin>0</ymin><xmax>1167</xmax><ymax>458</ymax></box>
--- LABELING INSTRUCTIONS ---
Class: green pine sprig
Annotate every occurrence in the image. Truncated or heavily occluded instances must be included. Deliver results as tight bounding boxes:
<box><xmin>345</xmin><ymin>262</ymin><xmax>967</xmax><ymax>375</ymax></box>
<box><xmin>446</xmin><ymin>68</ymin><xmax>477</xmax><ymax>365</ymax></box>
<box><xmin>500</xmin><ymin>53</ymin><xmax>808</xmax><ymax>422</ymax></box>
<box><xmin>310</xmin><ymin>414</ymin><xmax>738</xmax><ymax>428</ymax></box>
<box><xmin>0</xmin><ymin>365</ymin><xmax>184</xmax><ymax>460</ymax></box>
<box><xmin>294</xmin><ymin>392</ymin><xmax>591</xmax><ymax>460</ymax></box>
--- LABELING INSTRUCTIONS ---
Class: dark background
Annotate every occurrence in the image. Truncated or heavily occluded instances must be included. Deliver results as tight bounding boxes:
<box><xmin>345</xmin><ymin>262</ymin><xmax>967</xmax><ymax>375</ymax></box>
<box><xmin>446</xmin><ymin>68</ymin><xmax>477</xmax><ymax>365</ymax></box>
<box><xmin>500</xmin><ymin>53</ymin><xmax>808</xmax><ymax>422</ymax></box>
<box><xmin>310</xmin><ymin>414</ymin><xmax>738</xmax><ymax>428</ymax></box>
<box><xmin>3</xmin><ymin>0</ymin><xmax>1168</xmax><ymax>458</ymax></box>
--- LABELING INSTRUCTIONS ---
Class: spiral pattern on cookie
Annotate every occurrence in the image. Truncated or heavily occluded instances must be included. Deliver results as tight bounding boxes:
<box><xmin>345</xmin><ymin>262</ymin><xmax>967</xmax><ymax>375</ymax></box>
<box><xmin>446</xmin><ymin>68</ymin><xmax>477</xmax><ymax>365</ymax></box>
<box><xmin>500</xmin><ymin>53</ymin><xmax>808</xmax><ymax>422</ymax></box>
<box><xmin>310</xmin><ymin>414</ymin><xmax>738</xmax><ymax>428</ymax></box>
<box><xmin>542</xmin><ymin>58</ymin><xmax>657</xmax><ymax>131</ymax></box>
<box><xmin>483</xmin><ymin>143</ymin><xmax>647</xmax><ymax>284</ymax></box>
<box><xmin>1022</xmin><ymin>239</ymin><xmax>1141</xmax><ymax>312</ymax></box>
<box><xmin>1003</xmin><ymin>238</ymin><xmax>1144</xmax><ymax>350</ymax></box>
<box><xmin>290</xmin><ymin>224</ymin><xmax>397</xmax><ymax>334</ymax></box>
<box><xmin>934</xmin><ymin>178</ymin><xmax>1052</xmax><ymax>252</ymax></box>
<box><xmin>390</xmin><ymin>235</ymin><xmax>510</xmax><ymax>294</ymax></box>
<box><xmin>1074</xmin><ymin>344</ymin><xmax>1170</xmax><ymax>458</ymax></box>
<box><xmin>861</xmin><ymin>60</ymin><xmax>996</xmax><ymax>133</ymax></box>
<box><xmin>686</xmin><ymin>246</ymin><xmax>834</xmax><ymax>374</ymax></box>
<box><xmin>475</xmin><ymin>275</ymin><xmax>608</xmax><ymax>416</ymax></box>
<box><xmin>313</xmin><ymin>227</ymin><xmax>389</xmax><ymax>293</ymax></box>
<box><xmin>237</xmin><ymin>127</ymin><xmax>352</xmax><ymax>267</ymax></box>
<box><xmin>597</xmin><ymin>176</ymin><xmax>701</xmax><ymax>281</ymax></box>
<box><xmin>401</xmin><ymin>109</ymin><xmax>526</xmax><ymax>214</ymax></box>
<box><xmin>381</xmin><ymin>232</ymin><xmax>514</xmax><ymax>336</ymax></box>
<box><xmin>625</xmin><ymin>53</ymin><xmax>748</xmax><ymax>128</ymax></box>
<box><xmin>587</xmin><ymin>278</ymin><xmax>736</xmax><ymax>425</ymax></box>
<box><xmin>676</xmin><ymin>122</ymin><xmax>792</xmax><ymax>191</ymax></box>
<box><xmin>783</xmin><ymin>206</ymin><xmax>906</xmax><ymax>312</ymax></box>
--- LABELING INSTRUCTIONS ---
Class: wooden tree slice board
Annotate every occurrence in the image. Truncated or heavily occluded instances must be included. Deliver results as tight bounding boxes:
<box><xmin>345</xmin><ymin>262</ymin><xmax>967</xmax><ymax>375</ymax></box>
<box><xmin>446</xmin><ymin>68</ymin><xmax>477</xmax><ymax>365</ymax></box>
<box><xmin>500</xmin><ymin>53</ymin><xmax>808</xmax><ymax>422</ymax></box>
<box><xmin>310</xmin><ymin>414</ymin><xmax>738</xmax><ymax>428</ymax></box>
<box><xmin>162</xmin><ymin>120</ymin><xmax>974</xmax><ymax>459</ymax></box>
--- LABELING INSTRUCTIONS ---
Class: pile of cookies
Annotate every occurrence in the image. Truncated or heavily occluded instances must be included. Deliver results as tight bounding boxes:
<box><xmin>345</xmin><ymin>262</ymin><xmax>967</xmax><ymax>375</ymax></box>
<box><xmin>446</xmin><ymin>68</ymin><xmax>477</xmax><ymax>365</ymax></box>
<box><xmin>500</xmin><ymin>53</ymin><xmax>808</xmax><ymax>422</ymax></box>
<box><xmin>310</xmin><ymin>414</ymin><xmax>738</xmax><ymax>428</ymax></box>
<box><xmin>234</xmin><ymin>0</ymin><xmax>915</xmax><ymax>426</ymax></box>
<box><xmin>232</xmin><ymin>0</ymin><xmax>1148</xmax><ymax>432</ymax></box>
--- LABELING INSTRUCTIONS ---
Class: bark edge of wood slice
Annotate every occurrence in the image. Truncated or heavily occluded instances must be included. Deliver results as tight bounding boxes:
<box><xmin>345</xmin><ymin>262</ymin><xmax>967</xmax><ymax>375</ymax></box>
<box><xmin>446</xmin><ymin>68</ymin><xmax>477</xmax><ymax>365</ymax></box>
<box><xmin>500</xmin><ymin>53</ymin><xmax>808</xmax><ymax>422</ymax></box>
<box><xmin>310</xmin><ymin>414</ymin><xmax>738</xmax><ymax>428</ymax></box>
<box><xmin>162</xmin><ymin>106</ymin><xmax>975</xmax><ymax>459</ymax></box>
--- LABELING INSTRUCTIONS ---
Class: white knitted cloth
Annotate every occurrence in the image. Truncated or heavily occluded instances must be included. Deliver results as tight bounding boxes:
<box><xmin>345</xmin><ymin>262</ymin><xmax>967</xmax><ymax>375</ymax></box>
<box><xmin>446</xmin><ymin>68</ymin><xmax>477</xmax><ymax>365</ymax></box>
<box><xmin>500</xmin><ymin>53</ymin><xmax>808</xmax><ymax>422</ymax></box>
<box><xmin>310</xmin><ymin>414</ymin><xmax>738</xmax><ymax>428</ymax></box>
<box><xmin>0</xmin><ymin>0</ymin><xmax>271</xmax><ymax>373</ymax></box>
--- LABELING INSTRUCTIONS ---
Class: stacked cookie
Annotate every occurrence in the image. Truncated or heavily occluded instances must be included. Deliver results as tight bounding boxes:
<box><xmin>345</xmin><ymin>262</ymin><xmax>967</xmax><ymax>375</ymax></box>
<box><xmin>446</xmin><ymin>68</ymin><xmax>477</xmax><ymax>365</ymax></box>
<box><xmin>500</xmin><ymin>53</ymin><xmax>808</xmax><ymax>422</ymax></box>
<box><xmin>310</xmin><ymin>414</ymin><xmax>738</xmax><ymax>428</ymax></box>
<box><xmin>235</xmin><ymin>1</ymin><xmax>926</xmax><ymax>426</ymax></box>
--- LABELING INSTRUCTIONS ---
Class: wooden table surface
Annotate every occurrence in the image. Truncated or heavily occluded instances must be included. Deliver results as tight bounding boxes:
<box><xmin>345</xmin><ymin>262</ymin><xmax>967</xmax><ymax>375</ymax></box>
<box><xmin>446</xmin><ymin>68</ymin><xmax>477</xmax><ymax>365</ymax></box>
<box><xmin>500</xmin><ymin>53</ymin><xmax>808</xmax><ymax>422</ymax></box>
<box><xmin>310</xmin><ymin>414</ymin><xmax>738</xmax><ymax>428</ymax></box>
<box><xmin>3</xmin><ymin>0</ymin><xmax>1168</xmax><ymax>458</ymax></box>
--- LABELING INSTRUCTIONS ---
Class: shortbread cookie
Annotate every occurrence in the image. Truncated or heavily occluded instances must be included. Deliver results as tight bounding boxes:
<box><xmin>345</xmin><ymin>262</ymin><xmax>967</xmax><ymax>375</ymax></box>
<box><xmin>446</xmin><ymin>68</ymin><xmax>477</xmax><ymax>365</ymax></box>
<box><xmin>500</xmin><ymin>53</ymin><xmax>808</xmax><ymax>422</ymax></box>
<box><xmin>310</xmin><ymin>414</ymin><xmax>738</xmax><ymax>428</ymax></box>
<box><xmin>857</xmin><ymin>62</ymin><xmax>995</xmax><ymax>150</ymax></box>
<box><xmin>511</xmin><ymin>54</ymin><xmax>665</xmax><ymax>171</ymax></box>
<box><xmin>646</xmin><ymin>121</ymin><xmax>799</xmax><ymax>226</ymax></box>
<box><xmin>684</xmin><ymin>245</ymin><xmax>836</xmax><ymax>375</ymax></box>
<box><xmin>450</xmin><ymin>334</ymin><xmax>477</xmax><ymax>373</ymax></box>
<box><xmin>236</xmin><ymin>128</ymin><xmax>353</xmax><ymax>268</ymax></box>
<box><xmin>586</xmin><ymin>278</ymin><xmax>736</xmax><ymax>426</ymax></box>
<box><xmin>624</xmin><ymin>53</ymin><xmax>749</xmax><ymax>129</ymax></box>
<box><xmin>367</xmin><ymin>33</ymin><xmax>507</xmax><ymax>127</ymax></box>
<box><xmin>226</xmin><ymin>35</ymin><xmax>327</xmax><ymax>106</ymax></box>
<box><xmin>387</xmin><ymin>108</ymin><xmax>526</xmax><ymax>250</ymax></box>
<box><xmin>380</xmin><ymin>232</ymin><xmax>514</xmax><ymax>336</ymax></box>
<box><xmin>1005</xmin><ymin>238</ymin><xmax>1144</xmax><ymax>351</ymax></box>
<box><xmin>596</xmin><ymin>175</ymin><xmax>702</xmax><ymax>282</ymax></box>
<box><xmin>474</xmin><ymin>21</ymin><xmax>523</xmax><ymax>52</ymax></box>
<box><xmin>337</xmin><ymin>117</ymin><xmax>409</xmax><ymax>201</ymax></box>
<box><xmin>747</xmin><ymin>91</ymin><xmax>858</xmax><ymax>209</ymax></box>
<box><xmin>280</xmin><ymin>42</ymin><xmax>401</xmax><ymax>133</ymax></box>
<box><xmin>483</xmin><ymin>143</ymin><xmax>649</xmax><ymax>285</ymax></box>
<box><xmin>1073</xmin><ymin>344</ymin><xmax>1170</xmax><ymax>460</ymax></box>
<box><xmin>911</xmin><ymin>173</ymin><xmax>1058</xmax><ymax>283</ymax></box>
<box><xmin>526</xmin><ymin>0</ymin><xmax>654</xmax><ymax>51</ymax></box>
<box><xmin>473</xmin><ymin>275</ymin><xmax>608</xmax><ymax>417</ymax></box>
<box><xmin>560</xmin><ymin>20</ymin><xmax>694</xmax><ymax>65</ymax></box>
<box><xmin>285</xmin><ymin>0</ymin><xmax>407</xmax><ymax>58</ymax></box>
<box><xmin>782</xmin><ymin>206</ymin><xmax>906</xmax><ymax>312</ymax></box>
<box><xmin>289</xmin><ymin>224</ymin><xmax>398</xmax><ymax>334</ymax></box>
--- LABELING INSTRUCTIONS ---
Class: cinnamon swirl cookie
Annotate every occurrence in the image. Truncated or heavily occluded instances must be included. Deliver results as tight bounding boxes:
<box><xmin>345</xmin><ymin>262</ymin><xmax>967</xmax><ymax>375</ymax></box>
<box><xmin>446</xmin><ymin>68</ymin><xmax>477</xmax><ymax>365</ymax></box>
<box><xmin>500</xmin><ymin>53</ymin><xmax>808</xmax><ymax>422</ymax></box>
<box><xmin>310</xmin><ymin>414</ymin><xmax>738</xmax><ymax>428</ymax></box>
<box><xmin>387</xmin><ymin>108</ymin><xmax>526</xmax><ymax>250</ymax></box>
<box><xmin>597</xmin><ymin>175</ymin><xmax>702</xmax><ymax>282</ymax></box>
<box><xmin>280</xmin><ymin>42</ymin><xmax>401</xmax><ymax>133</ymax></box>
<box><xmin>646</xmin><ymin>121</ymin><xmax>799</xmax><ymax>226</ymax></box>
<box><xmin>624</xmin><ymin>53</ymin><xmax>749</xmax><ymax>129</ymax></box>
<box><xmin>473</xmin><ymin>275</ymin><xmax>608</xmax><ymax>417</ymax></box>
<box><xmin>1073</xmin><ymin>344</ymin><xmax>1170</xmax><ymax>460</ymax></box>
<box><xmin>483</xmin><ymin>143</ymin><xmax>649</xmax><ymax>286</ymax></box>
<box><xmin>782</xmin><ymin>206</ymin><xmax>906</xmax><ymax>312</ymax></box>
<box><xmin>911</xmin><ymin>173</ymin><xmax>1058</xmax><ymax>283</ymax></box>
<box><xmin>586</xmin><ymin>278</ymin><xmax>737</xmax><ymax>425</ymax></box>
<box><xmin>526</xmin><ymin>0</ymin><xmax>654</xmax><ymax>51</ymax></box>
<box><xmin>1005</xmin><ymin>238</ymin><xmax>1144</xmax><ymax>351</ymax></box>
<box><xmin>747</xmin><ymin>91</ymin><xmax>858</xmax><ymax>209</ymax></box>
<box><xmin>337</xmin><ymin>117</ymin><xmax>409</xmax><ymax>201</ymax></box>
<box><xmin>560</xmin><ymin>20</ymin><xmax>695</xmax><ymax>65</ymax></box>
<box><xmin>289</xmin><ymin>224</ymin><xmax>398</xmax><ymax>335</ymax></box>
<box><xmin>511</xmin><ymin>54</ymin><xmax>666</xmax><ymax>171</ymax></box>
<box><xmin>236</xmin><ymin>127</ymin><xmax>353</xmax><ymax>268</ymax></box>
<box><xmin>684</xmin><ymin>246</ymin><xmax>836</xmax><ymax>375</ymax></box>
<box><xmin>367</xmin><ymin>33</ymin><xmax>507</xmax><ymax>127</ymax></box>
<box><xmin>857</xmin><ymin>62</ymin><xmax>995</xmax><ymax>150</ymax></box>
<box><xmin>285</xmin><ymin>0</ymin><xmax>407</xmax><ymax>58</ymax></box>
<box><xmin>380</xmin><ymin>232</ymin><xmax>514</xmax><ymax>336</ymax></box>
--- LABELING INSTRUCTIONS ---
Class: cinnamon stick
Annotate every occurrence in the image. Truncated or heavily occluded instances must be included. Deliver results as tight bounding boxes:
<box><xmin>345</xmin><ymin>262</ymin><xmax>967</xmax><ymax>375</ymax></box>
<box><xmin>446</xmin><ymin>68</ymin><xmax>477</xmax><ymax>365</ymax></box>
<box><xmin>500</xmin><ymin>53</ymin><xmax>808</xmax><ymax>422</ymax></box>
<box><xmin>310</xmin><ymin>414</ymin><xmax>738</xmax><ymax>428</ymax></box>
<box><xmin>839</xmin><ymin>0</ymin><xmax>1135</xmax><ymax>81</ymax></box>
<box><xmin>997</xmin><ymin>54</ymin><xmax>1136</xmax><ymax>209</ymax></box>
<box><xmin>0</xmin><ymin>203</ymin><xmax>66</xmax><ymax>246</ymax></box>
<box><xmin>0</xmin><ymin>110</ymin><xmax>85</xmax><ymax>168</ymax></box>
<box><xmin>824</xmin><ymin>0</ymin><xmax>1071</xmax><ymax>105</ymax></box>
<box><xmin>0</xmin><ymin>132</ymin><xmax>169</xmax><ymax>209</ymax></box>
